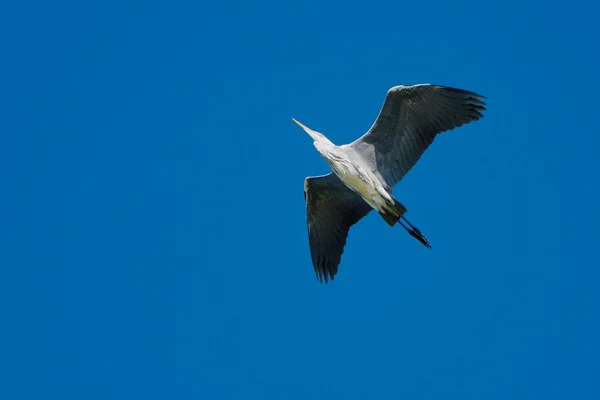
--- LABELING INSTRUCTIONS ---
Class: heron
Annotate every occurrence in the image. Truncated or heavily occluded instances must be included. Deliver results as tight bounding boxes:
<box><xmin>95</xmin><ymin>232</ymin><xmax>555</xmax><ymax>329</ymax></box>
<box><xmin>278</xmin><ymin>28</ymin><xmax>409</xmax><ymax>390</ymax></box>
<box><xmin>293</xmin><ymin>84</ymin><xmax>486</xmax><ymax>283</ymax></box>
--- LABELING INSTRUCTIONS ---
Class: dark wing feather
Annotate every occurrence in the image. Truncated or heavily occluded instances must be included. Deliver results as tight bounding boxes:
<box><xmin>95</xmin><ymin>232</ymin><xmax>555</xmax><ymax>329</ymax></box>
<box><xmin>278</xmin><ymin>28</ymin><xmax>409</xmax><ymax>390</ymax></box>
<box><xmin>348</xmin><ymin>84</ymin><xmax>486</xmax><ymax>189</ymax></box>
<box><xmin>304</xmin><ymin>173</ymin><xmax>372</xmax><ymax>283</ymax></box>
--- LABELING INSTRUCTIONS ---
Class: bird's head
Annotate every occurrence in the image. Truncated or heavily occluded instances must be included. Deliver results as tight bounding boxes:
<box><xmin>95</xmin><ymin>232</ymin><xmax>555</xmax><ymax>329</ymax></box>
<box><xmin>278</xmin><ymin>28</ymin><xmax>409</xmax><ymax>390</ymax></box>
<box><xmin>292</xmin><ymin>118</ymin><xmax>335</xmax><ymax>154</ymax></box>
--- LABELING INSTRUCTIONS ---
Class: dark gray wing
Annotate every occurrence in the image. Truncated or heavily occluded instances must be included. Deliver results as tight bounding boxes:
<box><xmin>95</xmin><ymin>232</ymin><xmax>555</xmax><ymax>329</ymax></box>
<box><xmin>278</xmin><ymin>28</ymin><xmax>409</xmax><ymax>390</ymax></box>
<box><xmin>304</xmin><ymin>173</ymin><xmax>372</xmax><ymax>283</ymax></box>
<box><xmin>348</xmin><ymin>84</ymin><xmax>486</xmax><ymax>189</ymax></box>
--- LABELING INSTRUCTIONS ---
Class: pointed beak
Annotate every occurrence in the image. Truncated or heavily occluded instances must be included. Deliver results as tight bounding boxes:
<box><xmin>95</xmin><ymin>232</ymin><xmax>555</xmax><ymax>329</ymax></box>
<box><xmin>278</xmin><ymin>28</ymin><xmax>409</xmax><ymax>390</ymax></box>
<box><xmin>292</xmin><ymin>118</ymin><xmax>307</xmax><ymax>130</ymax></box>
<box><xmin>292</xmin><ymin>118</ymin><xmax>321</xmax><ymax>141</ymax></box>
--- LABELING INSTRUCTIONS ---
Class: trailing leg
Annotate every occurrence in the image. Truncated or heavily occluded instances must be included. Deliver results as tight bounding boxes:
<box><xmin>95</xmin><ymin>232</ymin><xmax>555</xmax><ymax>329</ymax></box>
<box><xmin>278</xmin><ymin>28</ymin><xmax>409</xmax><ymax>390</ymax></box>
<box><xmin>399</xmin><ymin>216</ymin><xmax>431</xmax><ymax>248</ymax></box>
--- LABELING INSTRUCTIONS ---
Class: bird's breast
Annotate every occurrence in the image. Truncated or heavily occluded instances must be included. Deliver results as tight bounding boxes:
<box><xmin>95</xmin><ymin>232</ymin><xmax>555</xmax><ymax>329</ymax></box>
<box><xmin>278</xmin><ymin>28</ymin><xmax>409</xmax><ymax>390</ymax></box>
<box><xmin>333</xmin><ymin>165</ymin><xmax>391</xmax><ymax>212</ymax></box>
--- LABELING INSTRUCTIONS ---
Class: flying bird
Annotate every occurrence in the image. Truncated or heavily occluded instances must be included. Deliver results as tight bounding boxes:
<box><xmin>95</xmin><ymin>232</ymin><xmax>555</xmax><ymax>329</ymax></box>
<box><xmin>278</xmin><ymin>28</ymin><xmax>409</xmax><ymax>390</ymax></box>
<box><xmin>293</xmin><ymin>84</ymin><xmax>486</xmax><ymax>283</ymax></box>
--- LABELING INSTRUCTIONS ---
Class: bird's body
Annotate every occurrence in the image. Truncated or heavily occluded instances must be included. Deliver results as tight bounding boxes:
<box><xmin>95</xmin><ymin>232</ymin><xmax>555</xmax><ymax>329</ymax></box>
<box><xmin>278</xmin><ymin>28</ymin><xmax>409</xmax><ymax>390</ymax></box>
<box><xmin>306</xmin><ymin>135</ymin><xmax>401</xmax><ymax>224</ymax></box>
<box><xmin>294</xmin><ymin>84</ymin><xmax>486</xmax><ymax>283</ymax></box>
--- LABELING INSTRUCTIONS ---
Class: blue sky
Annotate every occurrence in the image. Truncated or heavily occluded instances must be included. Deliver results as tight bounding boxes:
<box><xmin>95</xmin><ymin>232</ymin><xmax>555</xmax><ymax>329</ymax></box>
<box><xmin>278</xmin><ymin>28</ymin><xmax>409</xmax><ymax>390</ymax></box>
<box><xmin>2</xmin><ymin>0</ymin><xmax>600</xmax><ymax>398</ymax></box>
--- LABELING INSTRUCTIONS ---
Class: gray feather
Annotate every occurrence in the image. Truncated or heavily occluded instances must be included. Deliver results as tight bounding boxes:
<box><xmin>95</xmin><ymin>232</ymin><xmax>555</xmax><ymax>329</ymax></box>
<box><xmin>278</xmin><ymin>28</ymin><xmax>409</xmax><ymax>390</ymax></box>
<box><xmin>348</xmin><ymin>84</ymin><xmax>486</xmax><ymax>189</ymax></box>
<box><xmin>304</xmin><ymin>173</ymin><xmax>372</xmax><ymax>283</ymax></box>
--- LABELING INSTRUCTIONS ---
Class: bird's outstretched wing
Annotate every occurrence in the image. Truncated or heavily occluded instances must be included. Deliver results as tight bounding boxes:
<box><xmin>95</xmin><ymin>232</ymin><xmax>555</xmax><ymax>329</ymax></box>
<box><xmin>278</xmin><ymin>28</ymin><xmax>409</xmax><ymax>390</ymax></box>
<box><xmin>304</xmin><ymin>173</ymin><xmax>372</xmax><ymax>283</ymax></box>
<box><xmin>347</xmin><ymin>84</ymin><xmax>486</xmax><ymax>189</ymax></box>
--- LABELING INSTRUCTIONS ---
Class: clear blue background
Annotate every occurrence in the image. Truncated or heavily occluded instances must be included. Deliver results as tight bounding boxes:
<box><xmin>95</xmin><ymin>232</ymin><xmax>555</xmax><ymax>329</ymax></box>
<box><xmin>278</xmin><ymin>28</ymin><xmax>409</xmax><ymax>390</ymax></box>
<box><xmin>2</xmin><ymin>1</ymin><xmax>599</xmax><ymax>399</ymax></box>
